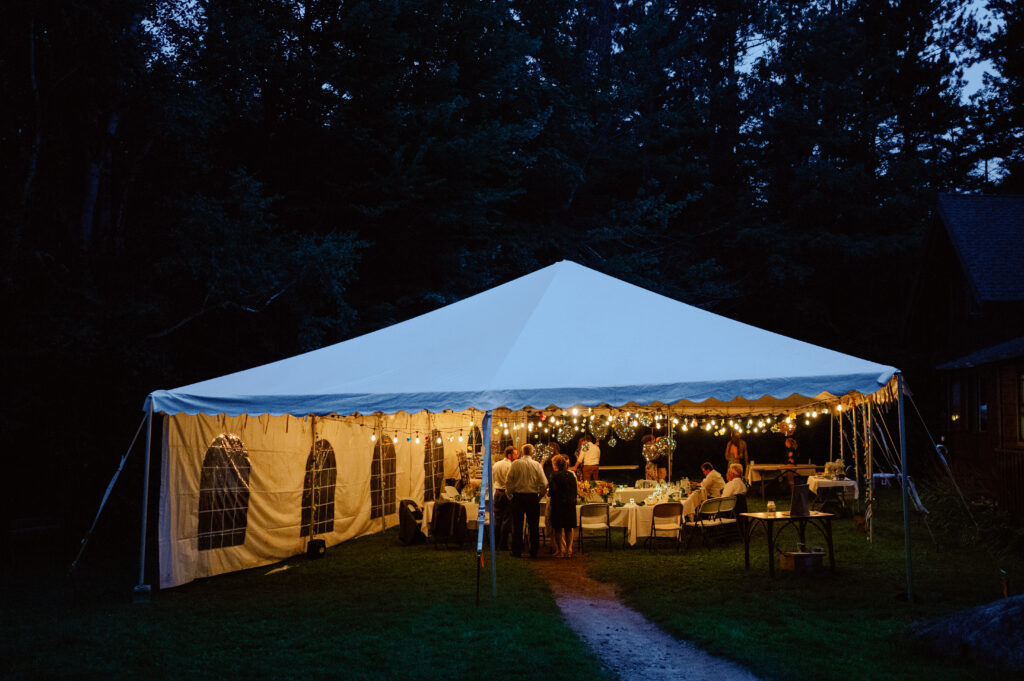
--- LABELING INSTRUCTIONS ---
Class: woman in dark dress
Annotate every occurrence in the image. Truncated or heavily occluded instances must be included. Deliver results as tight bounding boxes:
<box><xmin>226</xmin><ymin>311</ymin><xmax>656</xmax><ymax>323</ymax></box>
<box><xmin>548</xmin><ymin>454</ymin><xmax>579</xmax><ymax>558</ymax></box>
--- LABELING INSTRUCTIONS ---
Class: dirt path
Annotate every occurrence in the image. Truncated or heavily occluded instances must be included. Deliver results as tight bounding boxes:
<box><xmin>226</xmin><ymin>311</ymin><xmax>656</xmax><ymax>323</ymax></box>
<box><xmin>534</xmin><ymin>554</ymin><xmax>761</xmax><ymax>681</ymax></box>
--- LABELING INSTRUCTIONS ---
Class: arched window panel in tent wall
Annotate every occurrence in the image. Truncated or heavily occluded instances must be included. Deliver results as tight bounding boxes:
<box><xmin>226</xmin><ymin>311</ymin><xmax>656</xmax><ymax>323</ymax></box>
<box><xmin>197</xmin><ymin>434</ymin><xmax>251</xmax><ymax>551</ymax></box>
<box><xmin>466</xmin><ymin>425</ymin><xmax>484</xmax><ymax>454</ymax></box>
<box><xmin>370</xmin><ymin>441</ymin><xmax>397</xmax><ymax>519</ymax></box>
<box><xmin>301</xmin><ymin>438</ymin><xmax>337</xmax><ymax>537</ymax></box>
<box><xmin>423</xmin><ymin>429</ymin><xmax>445</xmax><ymax>502</ymax></box>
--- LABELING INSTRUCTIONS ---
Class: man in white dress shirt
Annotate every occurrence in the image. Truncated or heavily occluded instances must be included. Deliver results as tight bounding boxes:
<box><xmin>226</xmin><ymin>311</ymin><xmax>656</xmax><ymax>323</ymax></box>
<box><xmin>506</xmin><ymin>443</ymin><xmax>548</xmax><ymax>558</ymax></box>
<box><xmin>492</xmin><ymin>446</ymin><xmax>516</xmax><ymax>550</ymax></box>
<box><xmin>696</xmin><ymin>462</ymin><xmax>726</xmax><ymax>498</ymax></box>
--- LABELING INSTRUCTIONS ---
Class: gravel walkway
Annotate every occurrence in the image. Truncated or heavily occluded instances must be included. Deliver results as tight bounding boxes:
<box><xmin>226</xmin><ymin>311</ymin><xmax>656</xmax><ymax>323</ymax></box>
<box><xmin>535</xmin><ymin>554</ymin><xmax>761</xmax><ymax>681</ymax></box>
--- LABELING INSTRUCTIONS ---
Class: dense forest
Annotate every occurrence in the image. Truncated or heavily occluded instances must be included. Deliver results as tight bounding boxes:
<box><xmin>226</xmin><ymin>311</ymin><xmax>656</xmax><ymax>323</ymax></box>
<box><xmin>2</xmin><ymin>0</ymin><xmax>1022</xmax><ymax>535</ymax></box>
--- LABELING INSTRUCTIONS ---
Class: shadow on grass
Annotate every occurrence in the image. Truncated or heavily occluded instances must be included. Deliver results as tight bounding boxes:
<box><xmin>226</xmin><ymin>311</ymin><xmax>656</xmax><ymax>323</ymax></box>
<box><xmin>1</xmin><ymin>530</ymin><xmax>614</xmax><ymax>681</ymax></box>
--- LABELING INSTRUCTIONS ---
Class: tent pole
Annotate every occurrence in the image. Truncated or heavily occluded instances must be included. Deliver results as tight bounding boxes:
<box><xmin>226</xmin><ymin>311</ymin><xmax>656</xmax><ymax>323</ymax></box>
<box><xmin>897</xmin><ymin>373</ymin><xmax>914</xmax><ymax>602</ymax></box>
<box><xmin>133</xmin><ymin>399</ymin><xmax>154</xmax><ymax>602</ymax></box>
<box><xmin>475</xmin><ymin>411</ymin><xmax>495</xmax><ymax>603</ymax></box>
<box><xmin>486</xmin><ymin>411</ymin><xmax>496</xmax><ymax>597</ymax></box>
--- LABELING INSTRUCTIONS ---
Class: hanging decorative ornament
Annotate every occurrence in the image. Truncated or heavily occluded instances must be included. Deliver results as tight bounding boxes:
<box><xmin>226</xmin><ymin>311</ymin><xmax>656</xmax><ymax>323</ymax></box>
<box><xmin>589</xmin><ymin>417</ymin><xmax>610</xmax><ymax>439</ymax></box>
<box><xmin>607</xmin><ymin>436</ymin><xmax>617</xmax><ymax>447</ymax></box>
<box><xmin>656</xmin><ymin>435</ymin><xmax>676</xmax><ymax>458</ymax></box>
<box><xmin>534</xmin><ymin>442</ymin><xmax>553</xmax><ymax>460</ymax></box>
<box><xmin>642</xmin><ymin>439</ymin><xmax>660</xmax><ymax>462</ymax></box>
<box><xmin>613</xmin><ymin>416</ymin><xmax>637</xmax><ymax>441</ymax></box>
<box><xmin>638</xmin><ymin>413</ymin><xmax>653</xmax><ymax>427</ymax></box>
<box><xmin>556</xmin><ymin>422</ymin><xmax>575</xmax><ymax>444</ymax></box>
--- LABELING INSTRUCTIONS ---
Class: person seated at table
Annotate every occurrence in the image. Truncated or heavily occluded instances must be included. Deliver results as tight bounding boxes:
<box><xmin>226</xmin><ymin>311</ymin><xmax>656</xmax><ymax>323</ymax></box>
<box><xmin>692</xmin><ymin>462</ymin><xmax>725</xmax><ymax>497</ymax></box>
<box><xmin>547</xmin><ymin>454</ymin><xmax>578</xmax><ymax>558</ymax></box>
<box><xmin>722</xmin><ymin>463</ymin><xmax>747</xmax><ymax>497</ymax></box>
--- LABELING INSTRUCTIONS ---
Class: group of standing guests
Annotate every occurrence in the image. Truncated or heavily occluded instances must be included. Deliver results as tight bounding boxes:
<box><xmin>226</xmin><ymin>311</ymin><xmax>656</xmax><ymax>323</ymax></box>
<box><xmin>491</xmin><ymin>439</ymin><xmax>597</xmax><ymax>559</ymax></box>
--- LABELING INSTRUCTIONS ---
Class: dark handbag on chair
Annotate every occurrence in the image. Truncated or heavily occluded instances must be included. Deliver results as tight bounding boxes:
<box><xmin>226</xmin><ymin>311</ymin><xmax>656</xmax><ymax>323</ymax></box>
<box><xmin>790</xmin><ymin>483</ymin><xmax>810</xmax><ymax>517</ymax></box>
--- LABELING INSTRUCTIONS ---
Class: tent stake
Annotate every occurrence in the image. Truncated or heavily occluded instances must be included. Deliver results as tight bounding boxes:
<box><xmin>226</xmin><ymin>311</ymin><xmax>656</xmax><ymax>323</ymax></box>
<box><xmin>897</xmin><ymin>373</ymin><xmax>913</xmax><ymax>603</ymax></box>
<box><xmin>133</xmin><ymin>400</ymin><xmax>154</xmax><ymax>602</ymax></box>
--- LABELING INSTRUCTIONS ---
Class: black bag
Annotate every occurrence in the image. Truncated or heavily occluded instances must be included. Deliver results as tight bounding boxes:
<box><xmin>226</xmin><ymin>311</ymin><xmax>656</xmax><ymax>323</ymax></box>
<box><xmin>790</xmin><ymin>483</ymin><xmax>810</xmax><ymax>517</ymax></box>
<box><xmin>431</xmin><ymin>501</ymin><xmax>467</xmax><ymax>548</ymax></box>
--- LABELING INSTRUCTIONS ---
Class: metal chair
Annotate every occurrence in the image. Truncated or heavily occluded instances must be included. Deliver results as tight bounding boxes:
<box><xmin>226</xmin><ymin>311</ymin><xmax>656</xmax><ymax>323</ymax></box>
<box><xmin>578</xmin><ymin>503</ymin><xmax>611</xmax><ymax>553</ymax></box>
<box><xmin>683</xmin><ymin>496</ymin><xmax>738</xmax><ymax>549</ymax></box>
<box><xmin>526</xmin><ymin>499</ymin><xmax>548</xmax><ymax>548</ymax></box>
<box><xmin>645</xmin><ymin>502</ymin><xmax>683</xmax><ymax>552</ymax></box>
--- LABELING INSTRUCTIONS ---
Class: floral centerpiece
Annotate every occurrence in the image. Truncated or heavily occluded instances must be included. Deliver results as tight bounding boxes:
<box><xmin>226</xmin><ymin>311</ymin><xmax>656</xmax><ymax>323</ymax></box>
<box><xmin>577</xmin><ymin>480</ymin><xmax>616</xmax><ymax>502</ymax></box>
<box><xmin>463</xmin><ymin>481</ymin><xmax>482</xmax><ymax>503</ymax></box>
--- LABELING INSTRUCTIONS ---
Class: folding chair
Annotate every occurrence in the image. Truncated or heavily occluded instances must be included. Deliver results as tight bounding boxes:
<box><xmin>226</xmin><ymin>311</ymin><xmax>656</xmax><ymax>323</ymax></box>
<box><xmin>710</xmin><ymin>495</ymin><xmax>740</xmax><ymax>542</ymax></box>
<box><xmin>578</xmin><ymin>503</ymin><xmax>611</xmax><ymax>553</ymax></box>
<box><xmin>526</xmin><ymin>500</ymin><xmax>548</xmax><ymax>548</ymax></box>
<box><xmin>683</xmin><ymin>496</ymin><xmax>738</xmax><ymax>549</ymax></box>
<box><xmin>644</xmin><ymin>502</ymin><xmax>683</xmax><ymax>552</ymax></box>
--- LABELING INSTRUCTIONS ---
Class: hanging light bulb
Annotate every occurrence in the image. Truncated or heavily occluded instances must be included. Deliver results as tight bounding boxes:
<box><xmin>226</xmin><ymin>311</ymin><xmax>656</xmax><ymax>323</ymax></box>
<box><xmin>458</xmin><ymin>433</ymin><xmax>464</xmax><ymax>442</ymax></box>
<box><xmin>371</xmin><ymin>433</ymin><xmax>377</xmax><ymax>442</ymax></box>
<box><xmin>392</xmin><ymin>434</ymin><xmax>399</xmax><ymax>444</ymax></box>
<box><xmin>436</xmin><ymin>436</ymin><xmax>442</xmax><ymax>444</ymax></box>
<box><xmin>572</xmin><ymin>407</ymin><xmax>578</xmax><ymax>415</ymax></box>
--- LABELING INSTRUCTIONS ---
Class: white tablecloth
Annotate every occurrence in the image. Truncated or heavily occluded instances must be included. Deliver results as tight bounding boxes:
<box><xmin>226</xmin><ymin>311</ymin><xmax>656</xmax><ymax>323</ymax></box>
<box><xmin>423</xmin><ymin>496</ymin><xmax>704</xmax><ymax>545</ymax></box>
<box><xmin>807</xmin><ymin>476</ymin><xmax>858</xmax><ymax>500</ymax></box>
<box><xmin>421</xmin><ymin>500</ymin><xmax>487</xmax><ymax>536</ymax></box>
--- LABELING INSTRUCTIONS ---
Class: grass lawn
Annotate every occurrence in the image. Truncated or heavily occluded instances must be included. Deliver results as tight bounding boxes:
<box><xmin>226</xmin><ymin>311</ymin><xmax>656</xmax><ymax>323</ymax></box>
<box><xmin>584</xmin><ymin>489</ymin><xmax>1022</xmax><ymax>681</ymax></box>
<box><xmin>1</xmin><ymin>531</ymin><xmax>613</xmax><ymax>681</ymax></box>
<box><xmin>4</xmin><ymin>489</ymin><xmax>1017</xmax><ymax>681</ymax></box>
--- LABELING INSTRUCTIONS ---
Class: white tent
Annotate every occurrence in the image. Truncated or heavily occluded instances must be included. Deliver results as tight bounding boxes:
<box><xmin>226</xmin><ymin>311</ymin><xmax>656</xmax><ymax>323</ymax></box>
<box><xmin>142</xmin><ymin>261</ymin><xmax>900</xmax><ymax>589</ymax></box>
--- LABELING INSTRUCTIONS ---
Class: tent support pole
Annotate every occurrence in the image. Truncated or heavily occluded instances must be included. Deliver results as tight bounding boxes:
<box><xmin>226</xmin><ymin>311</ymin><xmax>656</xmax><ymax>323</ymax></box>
<box><xmin>476</xmin><ymin>411</ymin><xmax>496</xmax><ymax>604</ymax></box>
<box><xmin>897</xmin><ymin>373</ymin><xmax>913</xmax><ymax>603</ymax></box>
<box><xmin>133</xmin><ymin>400</ymin><xmax>154</xmax><ymax>602</ymax></box>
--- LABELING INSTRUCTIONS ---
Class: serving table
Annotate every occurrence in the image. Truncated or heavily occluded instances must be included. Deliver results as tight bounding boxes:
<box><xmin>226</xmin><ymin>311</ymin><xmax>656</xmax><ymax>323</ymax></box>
<box><xmin>746</xmin><ymin>463</ymin><xmax>819</xmax><ymax>501</ymax></box>
<box><xmin>807</xmin><ymin>475</ymin><xmax>858</xmax><ymax>499</ymax></box>
<box><xmin>739</xmin><ymin>511</ymin><xmax>835</xmax><ymax>577</ymax></box>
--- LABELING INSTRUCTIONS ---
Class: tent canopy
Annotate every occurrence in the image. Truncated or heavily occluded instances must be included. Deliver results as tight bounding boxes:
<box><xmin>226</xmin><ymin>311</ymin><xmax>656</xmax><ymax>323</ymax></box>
<box><xmin>146</xmin><ymin>261</ymin><xmax>897</xmax><ymax>417</ymax></box>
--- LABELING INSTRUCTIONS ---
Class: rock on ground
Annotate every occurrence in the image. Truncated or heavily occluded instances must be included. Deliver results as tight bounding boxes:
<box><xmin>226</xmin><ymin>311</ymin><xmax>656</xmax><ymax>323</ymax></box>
<box><xmin>907</xmin><ymin>593</ymin><xmax>1024</xmax><ymax>671</ymax></box>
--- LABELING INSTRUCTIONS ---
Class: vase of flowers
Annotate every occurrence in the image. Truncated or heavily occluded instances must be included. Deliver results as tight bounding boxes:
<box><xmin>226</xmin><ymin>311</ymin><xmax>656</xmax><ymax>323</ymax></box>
<box><xmin>463</xmin><ymin>481</ymin><xmax>481</xmax><ymax>503</ymax></box>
